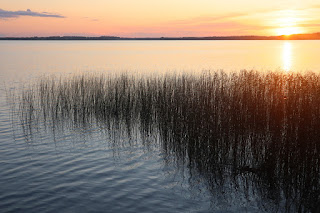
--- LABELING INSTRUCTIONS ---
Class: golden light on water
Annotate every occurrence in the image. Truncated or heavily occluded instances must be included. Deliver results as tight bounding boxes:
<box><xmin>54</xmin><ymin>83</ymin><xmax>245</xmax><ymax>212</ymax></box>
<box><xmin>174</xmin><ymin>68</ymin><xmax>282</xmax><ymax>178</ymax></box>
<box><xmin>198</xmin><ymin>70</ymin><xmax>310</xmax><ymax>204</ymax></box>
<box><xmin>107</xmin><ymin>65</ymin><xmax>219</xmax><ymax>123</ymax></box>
<box><xmin>282</xmin><ymin>42</ymin><xmax>292</xmax><ymax>72</ymax></box>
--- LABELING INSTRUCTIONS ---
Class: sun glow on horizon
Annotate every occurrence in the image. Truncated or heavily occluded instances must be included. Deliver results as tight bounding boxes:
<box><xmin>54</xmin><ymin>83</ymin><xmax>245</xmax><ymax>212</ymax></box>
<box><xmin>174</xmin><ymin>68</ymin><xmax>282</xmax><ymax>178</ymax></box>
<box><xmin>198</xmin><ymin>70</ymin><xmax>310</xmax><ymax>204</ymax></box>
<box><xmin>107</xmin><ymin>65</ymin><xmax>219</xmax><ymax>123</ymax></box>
<box><xmin>1</xmin><ymin>1</ymin><xmax>320</xmax><ymax>37</ymax></box>
<box><xmin>276</xmin><ymin>26</ymin><xmax>301</xmax><ymax>36</ymax></box>
<box><xmin>274</xmin><ymin>10</ymin><xmax>304</xmax><ymax>36</ymax></box>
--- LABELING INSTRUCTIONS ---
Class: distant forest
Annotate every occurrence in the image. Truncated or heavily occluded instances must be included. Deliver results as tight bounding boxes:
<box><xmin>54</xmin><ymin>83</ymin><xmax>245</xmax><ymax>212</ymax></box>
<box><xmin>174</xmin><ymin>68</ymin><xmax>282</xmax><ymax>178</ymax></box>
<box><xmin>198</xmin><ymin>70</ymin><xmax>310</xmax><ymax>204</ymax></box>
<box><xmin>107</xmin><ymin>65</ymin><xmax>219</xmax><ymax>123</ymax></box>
<box><xmin>1</xmin><ymin>32</ymin><xmax>320</xmax><ymax>40</ymax></box>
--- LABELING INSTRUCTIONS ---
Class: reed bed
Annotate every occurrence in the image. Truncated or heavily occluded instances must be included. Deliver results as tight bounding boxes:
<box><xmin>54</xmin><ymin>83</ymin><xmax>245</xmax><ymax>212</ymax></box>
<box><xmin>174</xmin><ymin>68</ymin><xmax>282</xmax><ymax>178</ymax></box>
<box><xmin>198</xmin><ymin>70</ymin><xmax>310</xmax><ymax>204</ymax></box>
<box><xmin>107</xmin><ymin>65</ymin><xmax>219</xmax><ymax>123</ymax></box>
<box><xmin>16</xmin><ymin>70</ymin><xmax>320</xmax><ymax>212</ymax></box>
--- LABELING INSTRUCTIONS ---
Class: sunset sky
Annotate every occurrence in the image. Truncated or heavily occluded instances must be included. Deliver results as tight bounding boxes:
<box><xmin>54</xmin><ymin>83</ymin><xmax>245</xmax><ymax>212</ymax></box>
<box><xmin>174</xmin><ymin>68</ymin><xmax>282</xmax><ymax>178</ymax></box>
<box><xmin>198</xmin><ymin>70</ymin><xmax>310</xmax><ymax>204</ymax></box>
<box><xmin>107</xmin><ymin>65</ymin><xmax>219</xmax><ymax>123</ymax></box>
<box><xmin>1</xmin><ymin>0</ymin><xmax>320</xmax><ymax>37</ymax></box>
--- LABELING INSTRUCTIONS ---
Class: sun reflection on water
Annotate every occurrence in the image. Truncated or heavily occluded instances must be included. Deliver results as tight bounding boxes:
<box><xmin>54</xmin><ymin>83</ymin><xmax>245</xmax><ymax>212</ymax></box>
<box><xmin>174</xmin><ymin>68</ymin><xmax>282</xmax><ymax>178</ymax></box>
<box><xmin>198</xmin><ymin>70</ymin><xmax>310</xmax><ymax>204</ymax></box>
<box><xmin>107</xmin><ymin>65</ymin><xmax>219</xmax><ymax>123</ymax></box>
<box><xmin>283</xmin><ymin>42</ymin><xmax>292</xmax><ymax>72</ymax></box>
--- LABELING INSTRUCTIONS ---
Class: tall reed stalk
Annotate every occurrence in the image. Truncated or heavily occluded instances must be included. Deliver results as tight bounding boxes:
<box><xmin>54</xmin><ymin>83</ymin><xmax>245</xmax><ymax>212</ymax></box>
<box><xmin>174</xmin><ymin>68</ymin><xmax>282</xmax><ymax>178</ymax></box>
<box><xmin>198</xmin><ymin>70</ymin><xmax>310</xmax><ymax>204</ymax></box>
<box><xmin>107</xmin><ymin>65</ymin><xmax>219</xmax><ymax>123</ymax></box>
<box><xmin>15</xmin><ymin>70</ymin><xmax>320</xmax><ymax>212</ymax></box>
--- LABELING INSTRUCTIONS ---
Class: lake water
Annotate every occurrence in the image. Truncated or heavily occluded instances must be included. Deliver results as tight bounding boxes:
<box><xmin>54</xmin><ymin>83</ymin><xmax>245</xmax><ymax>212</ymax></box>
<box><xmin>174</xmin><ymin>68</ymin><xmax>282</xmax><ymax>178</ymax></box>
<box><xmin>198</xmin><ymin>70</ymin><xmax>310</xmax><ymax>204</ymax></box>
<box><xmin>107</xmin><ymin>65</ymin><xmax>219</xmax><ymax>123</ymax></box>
<box><xmin>1</xmin><ymin>40</ymin><xmax>320</xmax><ymax>212</ymax></box>
<box><xmin>1</xmin><ymin>40</ymin><xmax>320</xmax><ymax>80</ymax></box>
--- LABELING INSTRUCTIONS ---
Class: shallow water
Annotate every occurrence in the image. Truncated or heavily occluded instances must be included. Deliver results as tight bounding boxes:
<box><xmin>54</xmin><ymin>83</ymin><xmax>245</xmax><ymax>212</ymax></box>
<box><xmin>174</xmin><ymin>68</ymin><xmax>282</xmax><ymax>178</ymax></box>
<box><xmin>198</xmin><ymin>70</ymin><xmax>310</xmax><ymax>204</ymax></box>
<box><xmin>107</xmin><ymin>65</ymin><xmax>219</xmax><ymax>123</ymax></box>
<box><xmin>1</xmin><ymin>91</ymin><xmax>213</xmax><ymax>212</ymax></box>
<box><xmin>1</xmin><ymin>40</ymin><xmax>320</xmax><ymax>212</ymax></box>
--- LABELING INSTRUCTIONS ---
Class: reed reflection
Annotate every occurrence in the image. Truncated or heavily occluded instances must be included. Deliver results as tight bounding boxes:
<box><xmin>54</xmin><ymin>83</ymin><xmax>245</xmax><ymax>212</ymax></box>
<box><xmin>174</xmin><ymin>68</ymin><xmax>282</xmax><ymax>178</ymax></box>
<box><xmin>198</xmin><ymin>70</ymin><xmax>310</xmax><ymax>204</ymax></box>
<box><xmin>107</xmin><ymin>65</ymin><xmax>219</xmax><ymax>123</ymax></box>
<box><xmin>14</xmin><ymin>71</ymin><xmax>320</xmax><ymax>212</ymax></box>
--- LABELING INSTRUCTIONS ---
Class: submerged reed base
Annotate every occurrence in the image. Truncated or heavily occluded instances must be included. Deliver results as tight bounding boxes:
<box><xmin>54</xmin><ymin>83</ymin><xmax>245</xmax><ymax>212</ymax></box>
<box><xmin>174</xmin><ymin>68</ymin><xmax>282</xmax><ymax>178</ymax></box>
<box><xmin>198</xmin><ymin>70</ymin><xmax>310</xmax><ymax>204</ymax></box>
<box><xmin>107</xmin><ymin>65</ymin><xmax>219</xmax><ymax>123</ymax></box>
<box><xmin>15</xmin><ymin>70</ymin><xmax>320</xmax><ymax>212</ymax></box>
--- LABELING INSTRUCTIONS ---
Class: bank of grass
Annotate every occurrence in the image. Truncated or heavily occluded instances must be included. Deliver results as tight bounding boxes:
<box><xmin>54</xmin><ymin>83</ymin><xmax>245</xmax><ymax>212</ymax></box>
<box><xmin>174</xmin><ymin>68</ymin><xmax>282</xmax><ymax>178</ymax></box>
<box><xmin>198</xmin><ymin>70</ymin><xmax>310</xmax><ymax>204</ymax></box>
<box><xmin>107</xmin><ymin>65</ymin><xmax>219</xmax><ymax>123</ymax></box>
<box><xmin>18</xmin><ymin>70</ymin><xmax>320</xmax><ymax>212</ymax></box>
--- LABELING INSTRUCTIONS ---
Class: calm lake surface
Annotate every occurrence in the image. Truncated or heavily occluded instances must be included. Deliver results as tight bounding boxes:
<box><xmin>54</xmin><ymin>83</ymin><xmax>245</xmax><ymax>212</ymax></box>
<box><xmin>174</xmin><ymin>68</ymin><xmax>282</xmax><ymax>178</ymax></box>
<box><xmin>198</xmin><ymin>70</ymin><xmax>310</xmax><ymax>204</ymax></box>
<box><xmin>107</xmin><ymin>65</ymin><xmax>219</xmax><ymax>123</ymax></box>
<box><xmin>1</xmin><ymin>40</ymin><xmax>320</xmax><ymax>212</ymax></box>
<box><xmin>1</xmin><ymin>40</ymin><xmax>320</xmax><ymax>80</ymax></box>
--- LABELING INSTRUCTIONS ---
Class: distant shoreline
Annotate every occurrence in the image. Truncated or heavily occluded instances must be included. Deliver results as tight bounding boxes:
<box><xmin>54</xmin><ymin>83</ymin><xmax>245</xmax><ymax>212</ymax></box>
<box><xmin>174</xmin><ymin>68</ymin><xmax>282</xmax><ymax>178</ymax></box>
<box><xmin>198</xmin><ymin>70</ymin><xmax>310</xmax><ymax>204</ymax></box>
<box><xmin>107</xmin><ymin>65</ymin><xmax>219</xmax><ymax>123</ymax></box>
<box><xmin>1</xmin><ymin>33</ymin><xmax>320</xmax><ymax>40</ymax></box>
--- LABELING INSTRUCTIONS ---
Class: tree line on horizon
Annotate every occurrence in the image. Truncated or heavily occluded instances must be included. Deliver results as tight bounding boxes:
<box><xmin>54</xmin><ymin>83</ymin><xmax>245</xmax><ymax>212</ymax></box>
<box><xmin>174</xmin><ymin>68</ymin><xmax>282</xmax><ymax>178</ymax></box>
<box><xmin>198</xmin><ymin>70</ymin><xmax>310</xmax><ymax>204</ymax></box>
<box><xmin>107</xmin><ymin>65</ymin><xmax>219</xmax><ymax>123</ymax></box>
<box><xmin>1</xmin><ymin>32</ymin><xmax>320</xmax><ymax>40</ymax></box>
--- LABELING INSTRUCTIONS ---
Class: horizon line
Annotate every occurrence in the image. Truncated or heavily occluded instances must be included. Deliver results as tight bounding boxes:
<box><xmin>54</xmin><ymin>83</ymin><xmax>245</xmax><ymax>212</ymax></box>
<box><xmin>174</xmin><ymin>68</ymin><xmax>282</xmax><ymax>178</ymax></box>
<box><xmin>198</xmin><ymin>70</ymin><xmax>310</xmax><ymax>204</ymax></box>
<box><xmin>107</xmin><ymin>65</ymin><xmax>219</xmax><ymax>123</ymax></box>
<box><xmin>1</xmin><ymin>32</ymin><xmax>320</xmax><ymax>40</ymax></box>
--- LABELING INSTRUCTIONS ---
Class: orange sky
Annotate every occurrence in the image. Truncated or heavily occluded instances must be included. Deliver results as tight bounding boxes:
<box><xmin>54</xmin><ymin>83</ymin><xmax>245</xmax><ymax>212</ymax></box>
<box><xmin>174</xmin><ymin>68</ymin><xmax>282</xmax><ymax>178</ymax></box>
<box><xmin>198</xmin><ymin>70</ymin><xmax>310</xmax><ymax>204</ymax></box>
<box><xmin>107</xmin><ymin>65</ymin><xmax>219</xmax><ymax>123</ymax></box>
<box><xmin>1</xmin><ymin>0</ymin><xmax>320</xmax><ymax>37</ymax></box>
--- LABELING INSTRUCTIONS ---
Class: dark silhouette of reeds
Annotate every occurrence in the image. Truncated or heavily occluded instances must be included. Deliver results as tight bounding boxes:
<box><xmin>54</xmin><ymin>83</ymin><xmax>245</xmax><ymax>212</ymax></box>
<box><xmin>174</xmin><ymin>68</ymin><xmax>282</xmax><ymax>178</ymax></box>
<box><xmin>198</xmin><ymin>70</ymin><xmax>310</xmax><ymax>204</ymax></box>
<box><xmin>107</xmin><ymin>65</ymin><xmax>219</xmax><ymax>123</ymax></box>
<box><xmin>14</xmin><ymin>70</ymin><xmax>320</xmax><ymax>212</ymax></box>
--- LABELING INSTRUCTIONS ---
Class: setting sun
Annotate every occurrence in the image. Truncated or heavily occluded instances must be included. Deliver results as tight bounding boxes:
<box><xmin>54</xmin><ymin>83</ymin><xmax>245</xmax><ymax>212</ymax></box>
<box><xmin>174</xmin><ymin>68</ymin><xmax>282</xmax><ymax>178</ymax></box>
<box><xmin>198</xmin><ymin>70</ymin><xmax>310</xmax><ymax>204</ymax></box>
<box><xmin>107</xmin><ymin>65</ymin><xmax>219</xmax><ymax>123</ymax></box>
<box><xmin>273</xmin><ymin>10</ymin><xmax>305</xmax><ymax>36</ymax></box>
<box><xmin>276</xmin><ymin>26</ymin><xmax>301</xmax><ymax>35</ymax></box>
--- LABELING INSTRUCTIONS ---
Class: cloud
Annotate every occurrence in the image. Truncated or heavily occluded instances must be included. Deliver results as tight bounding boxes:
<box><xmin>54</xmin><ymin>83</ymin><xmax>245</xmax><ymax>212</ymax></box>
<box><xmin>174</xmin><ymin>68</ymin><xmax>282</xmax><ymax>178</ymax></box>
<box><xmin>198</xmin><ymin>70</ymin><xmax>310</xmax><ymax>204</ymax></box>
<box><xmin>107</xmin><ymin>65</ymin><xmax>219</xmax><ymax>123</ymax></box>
<box><xmin>170</xmin><ymin>5</ymin><xmax>320</xmax><ymax>28</ymax></box>
<box><xmin>298</xmin><ymin>23</ymin><xmax>320</xmax><ymax>28</ymax></box>
<box><xmin>169</xmin><ymin>12</ymin><xmax>248</xmax><ymax>26</ymax></box>
<box><xmin>0</xmin><ymin>8</ymin><xmax>65</xmax><ymax>19</ymax></box>
<box><xmin>82</xmin><ymin>17</ymin><xmax>99</xmax><ymax>22</ymax></box>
